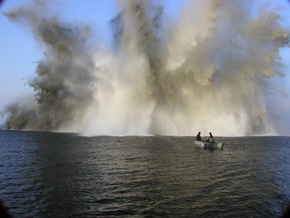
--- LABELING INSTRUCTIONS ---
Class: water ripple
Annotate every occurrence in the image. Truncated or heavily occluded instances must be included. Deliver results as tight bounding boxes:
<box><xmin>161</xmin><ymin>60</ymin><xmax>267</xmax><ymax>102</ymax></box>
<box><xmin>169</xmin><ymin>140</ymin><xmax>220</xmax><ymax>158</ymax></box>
<box><xmin>0</xmin><ymin>132</ymin><xmax>290</xmax><ymax>217</ymax></box>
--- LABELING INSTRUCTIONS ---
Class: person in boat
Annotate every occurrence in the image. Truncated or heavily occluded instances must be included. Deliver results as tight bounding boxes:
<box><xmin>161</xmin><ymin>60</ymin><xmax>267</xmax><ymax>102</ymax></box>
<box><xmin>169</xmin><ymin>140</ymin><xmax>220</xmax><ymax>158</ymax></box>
<box><xmin>207</xmin><ymin>132</ymin><xmax>215</xmax><ymax>148</ymax></box>
<box><xmin>208</xmin><ymin>132</ymin><xmax>214</xmax><ymax>143</ymax></box>
<box><xmin>195</xmin><ymin>132</ymin><xmax>202</xmax><ymax>141</ymax></box>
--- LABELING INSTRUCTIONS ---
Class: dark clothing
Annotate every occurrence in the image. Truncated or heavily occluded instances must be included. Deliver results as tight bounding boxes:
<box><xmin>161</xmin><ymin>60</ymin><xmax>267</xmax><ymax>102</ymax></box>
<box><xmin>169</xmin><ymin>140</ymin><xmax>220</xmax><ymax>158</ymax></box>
<box><xmin>209</xmin><ymin>133</ymin><xmax>214</xmax><ymax>142</ymax></box>
<box><xmin>196</xmin><ymin>133</ymin><xmax>202</xmax><ymax>141</ymax></box>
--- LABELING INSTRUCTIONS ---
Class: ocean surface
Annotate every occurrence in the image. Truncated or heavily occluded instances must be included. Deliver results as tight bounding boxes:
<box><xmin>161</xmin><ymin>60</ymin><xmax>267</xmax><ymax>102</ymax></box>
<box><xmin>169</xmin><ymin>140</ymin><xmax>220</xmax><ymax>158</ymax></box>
<box><xmin>0</xmin><ymin>130</ymin><xmax>290</xmax><ymax>217</ymax></box>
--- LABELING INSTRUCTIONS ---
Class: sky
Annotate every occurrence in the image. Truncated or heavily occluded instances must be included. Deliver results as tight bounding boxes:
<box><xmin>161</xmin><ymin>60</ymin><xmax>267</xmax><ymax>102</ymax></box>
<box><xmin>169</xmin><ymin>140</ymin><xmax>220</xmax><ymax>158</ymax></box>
<box><xmin>0</xmin><ymin>0</ymin><xmax>290</xmax><ymax>136</ymax></box>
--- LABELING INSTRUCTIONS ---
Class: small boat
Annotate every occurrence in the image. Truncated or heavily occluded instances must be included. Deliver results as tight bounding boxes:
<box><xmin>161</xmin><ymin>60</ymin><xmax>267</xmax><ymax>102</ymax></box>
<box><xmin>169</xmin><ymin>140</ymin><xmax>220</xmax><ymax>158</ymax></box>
<box><xmin>194</xmin><ymin>140</ymin><xmax>223</xmax><ymax>149</ymax></box>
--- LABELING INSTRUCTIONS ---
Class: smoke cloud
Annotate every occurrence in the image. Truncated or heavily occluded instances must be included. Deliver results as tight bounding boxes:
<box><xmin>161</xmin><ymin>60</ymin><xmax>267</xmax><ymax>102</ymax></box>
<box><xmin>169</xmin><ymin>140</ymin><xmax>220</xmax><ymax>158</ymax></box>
<box><xmin>2</xmin><ymin>0</ymin><xmax>290</xmax><ymax>136</ymax></box>
<box><xmin>3</xmin><ymin>1</ymin><xmax>96</xmax><ymax>131</ymax></box>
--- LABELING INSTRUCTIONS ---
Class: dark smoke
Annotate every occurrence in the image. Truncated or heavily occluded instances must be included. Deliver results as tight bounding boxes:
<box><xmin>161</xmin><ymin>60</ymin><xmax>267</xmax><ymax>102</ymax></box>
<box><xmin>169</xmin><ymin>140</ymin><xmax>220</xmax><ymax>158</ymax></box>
<box><xmin>1</xmin><ymin>0</ymin><xmax>290</xmax><ymax>135</ymax></box>
<box><xmin>111</xmin><ymin>1</ymin><xmax>170</xmax><ymax>134</ymax></box>
<box><xmin>3</xmin><ymin>1</ymin><xmax>97</xmax><ymax>130</ymax></box>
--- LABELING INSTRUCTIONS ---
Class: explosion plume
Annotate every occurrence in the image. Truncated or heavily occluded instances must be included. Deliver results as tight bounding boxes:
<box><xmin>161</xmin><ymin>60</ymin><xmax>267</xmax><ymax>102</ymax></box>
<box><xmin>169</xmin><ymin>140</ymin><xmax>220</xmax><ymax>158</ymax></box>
<box><xmin>2</xmin><ymin>0</ymin><xmax>290</xmax><ymax>136</ymax></box>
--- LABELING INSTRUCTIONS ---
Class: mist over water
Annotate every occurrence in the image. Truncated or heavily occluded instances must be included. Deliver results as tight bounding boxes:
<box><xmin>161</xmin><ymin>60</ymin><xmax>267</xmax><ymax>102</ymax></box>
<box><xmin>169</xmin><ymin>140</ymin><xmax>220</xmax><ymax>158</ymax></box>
<box><xmin>2</xmin><ymin>0</ymin><xmax>290</xmax><ymax>136</ymax></box>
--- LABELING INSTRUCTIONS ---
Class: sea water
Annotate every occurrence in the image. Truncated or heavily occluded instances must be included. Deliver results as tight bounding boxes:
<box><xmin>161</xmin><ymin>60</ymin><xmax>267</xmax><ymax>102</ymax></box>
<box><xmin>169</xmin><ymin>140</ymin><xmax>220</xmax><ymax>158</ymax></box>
<box><xmin>0</xmin><ymin>130</ymin><xmax>290</xmax><ymax>217</ymax></box>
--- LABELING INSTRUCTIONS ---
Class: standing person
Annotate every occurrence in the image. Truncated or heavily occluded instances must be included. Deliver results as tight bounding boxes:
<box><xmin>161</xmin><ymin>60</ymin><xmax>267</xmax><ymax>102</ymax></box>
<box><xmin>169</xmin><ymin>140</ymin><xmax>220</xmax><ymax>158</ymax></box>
<box><xmin>196</xmin><ymin>132</ymin><xmax>202</xmax><ymax>141</ymax></box>
<box><xmin>209</xmin><ymin>132</ymin><xmax>214</xmax><ymax>142</ymax></box>
<box><xmin>208</xmin><ymin>132</ymin><xmax>214</xmax><ymax>148</ymax></box>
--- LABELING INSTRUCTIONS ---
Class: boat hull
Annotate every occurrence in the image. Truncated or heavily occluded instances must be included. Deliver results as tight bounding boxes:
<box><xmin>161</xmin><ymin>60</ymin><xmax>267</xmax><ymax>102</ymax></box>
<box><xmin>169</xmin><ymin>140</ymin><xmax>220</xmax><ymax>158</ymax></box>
<box><xmin>194</xmin><ymin>140</ymin><xmax>223</xmax><ymax>149</ymax></box>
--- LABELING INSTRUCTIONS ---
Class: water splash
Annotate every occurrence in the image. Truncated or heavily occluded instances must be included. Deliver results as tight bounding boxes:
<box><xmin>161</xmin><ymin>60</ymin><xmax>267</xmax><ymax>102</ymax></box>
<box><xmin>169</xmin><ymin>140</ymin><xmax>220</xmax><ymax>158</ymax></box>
<box><xmin>2</xmin><ymin>0</ymin><xmax>290</xmax><ymax>136</ymax></box>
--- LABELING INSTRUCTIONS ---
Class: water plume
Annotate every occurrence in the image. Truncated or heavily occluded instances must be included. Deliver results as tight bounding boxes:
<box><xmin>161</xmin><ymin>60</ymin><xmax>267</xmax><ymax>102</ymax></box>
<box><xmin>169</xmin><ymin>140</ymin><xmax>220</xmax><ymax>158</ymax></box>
<box><xmin>2</xmin><ymin>0</ymin><xmax>290</xmax><ymax>136</ymax></box>
<box><xmin>3</xmin><ymin>1</ymin><xmax>96</xmax><ymax>130</ymax></box>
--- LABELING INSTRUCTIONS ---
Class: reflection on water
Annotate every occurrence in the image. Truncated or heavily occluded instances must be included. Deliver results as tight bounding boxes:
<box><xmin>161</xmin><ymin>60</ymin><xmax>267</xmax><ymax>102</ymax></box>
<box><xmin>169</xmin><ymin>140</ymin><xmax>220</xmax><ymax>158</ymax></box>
<box><xmin>0</xmin><ymin>130</ymin><xmax>290</xmax><ymax>217</ymax></box>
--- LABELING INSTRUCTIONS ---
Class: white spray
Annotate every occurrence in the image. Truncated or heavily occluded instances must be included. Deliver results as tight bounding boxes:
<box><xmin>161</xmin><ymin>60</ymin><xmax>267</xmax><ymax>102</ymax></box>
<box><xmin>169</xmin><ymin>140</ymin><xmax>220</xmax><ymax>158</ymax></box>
<box><xmin>2</xmin><ymin>0</ymin><xmax>290</xmax><ymax>136</ymax></box>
